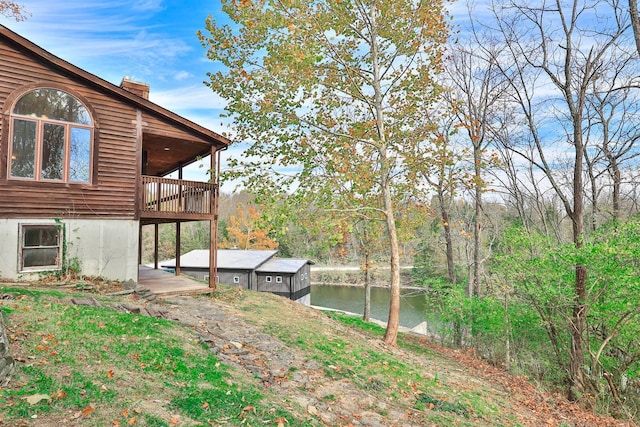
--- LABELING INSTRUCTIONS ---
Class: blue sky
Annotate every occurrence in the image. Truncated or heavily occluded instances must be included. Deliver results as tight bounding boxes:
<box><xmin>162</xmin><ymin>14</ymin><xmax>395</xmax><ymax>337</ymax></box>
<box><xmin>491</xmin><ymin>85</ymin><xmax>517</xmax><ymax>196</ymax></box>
<box><xmin>0</xmin><ymin>1</ymin><xmax>483</xmax><ymax>191</ymax></box>
<box><xmin>3</xmin><ymin>0</ymin><xmax>596</xmax><ymax>192</ymax></box>
<box><xmin>0</xmin><ymin>0</ymin><xmax>238</xmax><ymax>186</ymax></box>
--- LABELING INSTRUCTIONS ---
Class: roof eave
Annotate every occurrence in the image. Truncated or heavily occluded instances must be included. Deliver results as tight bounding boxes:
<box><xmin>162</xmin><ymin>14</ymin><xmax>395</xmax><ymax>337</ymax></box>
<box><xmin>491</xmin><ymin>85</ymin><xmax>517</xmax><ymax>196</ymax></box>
<box><xmin>0</xmin><ymin>24</ymin><xmax>232</xmax><ymax>149</ymax></box>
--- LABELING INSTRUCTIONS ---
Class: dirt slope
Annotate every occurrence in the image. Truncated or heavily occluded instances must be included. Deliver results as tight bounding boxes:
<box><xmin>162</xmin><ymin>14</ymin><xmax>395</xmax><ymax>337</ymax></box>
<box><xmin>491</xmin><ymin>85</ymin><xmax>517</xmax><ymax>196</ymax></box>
<box><xmin>161</xmin><ymin>288</ymin><xmax>635</xmax><ymax>427</ymax></box>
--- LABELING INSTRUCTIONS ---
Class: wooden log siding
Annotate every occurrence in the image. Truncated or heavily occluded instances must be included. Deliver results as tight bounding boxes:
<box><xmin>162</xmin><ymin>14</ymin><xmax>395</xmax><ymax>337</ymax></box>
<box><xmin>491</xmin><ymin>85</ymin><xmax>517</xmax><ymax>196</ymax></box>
<box><xmin>140</xmin><ymin>176</ymin><xmax>215</xmax><ymax>221</ymax></box>
<box><xmin>0</xmin><ymin>40</ymin><xmax>139</xmax><ymax>219</ymax></box>
<box><xmin>1</xmin><ymin>34</ymin><xmax>225</xmax><ymax>221</ymax></box>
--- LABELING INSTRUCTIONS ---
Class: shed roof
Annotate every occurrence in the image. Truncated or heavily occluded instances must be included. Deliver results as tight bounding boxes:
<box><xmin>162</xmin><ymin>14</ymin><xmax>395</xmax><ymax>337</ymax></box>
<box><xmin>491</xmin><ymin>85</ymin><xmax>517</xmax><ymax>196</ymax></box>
<box><xmin>256</xmin><ymin>258</ymin><xmax>313</xmax><ymax>274</ymax></box>
<box><xmin>161</xmin><ymin>249</ymin><xmax>278</xmax><ymax>270</ymax></box>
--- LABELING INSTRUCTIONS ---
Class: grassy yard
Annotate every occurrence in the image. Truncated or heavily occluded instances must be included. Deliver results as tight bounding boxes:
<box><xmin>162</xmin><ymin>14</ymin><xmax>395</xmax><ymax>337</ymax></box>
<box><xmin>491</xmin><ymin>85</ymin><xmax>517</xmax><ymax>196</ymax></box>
<box><xmin>0</xmin><ymin>284</ymin><xmax>627</xmax><ymax>426</ymax></box>
<box><xmin>0</xmin><ymin>286</ymin><xmax>306</xmax><ymax>426</ymax></box>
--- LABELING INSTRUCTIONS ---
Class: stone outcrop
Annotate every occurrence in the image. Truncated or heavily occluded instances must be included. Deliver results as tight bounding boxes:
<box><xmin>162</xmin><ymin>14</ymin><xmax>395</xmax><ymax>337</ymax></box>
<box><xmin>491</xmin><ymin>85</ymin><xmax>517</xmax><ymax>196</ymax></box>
<box><xmin>71</xmin><ymin>296</ymin><xmax>170</xmax><ymax>319</ymax></box>
<box><xmin>106</xmin><ymin>281</ymin><xmax>157</xmax><ymax>302</ymax></box>
<box><xmin>0</xmin><ymin>308</ymin><xmax>15</xmax><ymax>386</ymax></box>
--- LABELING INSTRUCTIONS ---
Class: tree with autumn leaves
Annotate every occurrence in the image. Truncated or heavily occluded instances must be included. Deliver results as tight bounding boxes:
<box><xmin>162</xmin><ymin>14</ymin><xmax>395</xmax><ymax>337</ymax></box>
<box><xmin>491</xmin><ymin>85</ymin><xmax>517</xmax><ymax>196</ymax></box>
<box><xmin>0</xmin><ymin>1</ymin><xmax>27</xmax><ymax>21</ymax></box>
<box><xmin>199</xmin><ymin>0</ymin><xmax>448</xmax><ymax>345</ymax></box>
<box><xmin>220</xmin><ymin>204</ymin><xmax>279</xmax><ymax>250</ymax></box>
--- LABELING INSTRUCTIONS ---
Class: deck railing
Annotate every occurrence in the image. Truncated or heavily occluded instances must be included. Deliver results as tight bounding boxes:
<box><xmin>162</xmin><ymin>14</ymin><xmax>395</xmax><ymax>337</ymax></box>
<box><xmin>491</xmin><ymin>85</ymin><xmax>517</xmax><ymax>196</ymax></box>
<box><xmin>140</xmin><ymin>175</ymin><xmax>215</xmax><ymax>217</ymax></box>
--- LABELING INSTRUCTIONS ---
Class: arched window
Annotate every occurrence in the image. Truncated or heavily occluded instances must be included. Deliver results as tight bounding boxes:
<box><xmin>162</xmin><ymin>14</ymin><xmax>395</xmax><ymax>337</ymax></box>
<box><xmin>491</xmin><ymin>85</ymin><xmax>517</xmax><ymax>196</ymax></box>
<box><xmin>9</xmin><ymin>88</ymin><xmax>93</xmax><ymax>183</ymax></box>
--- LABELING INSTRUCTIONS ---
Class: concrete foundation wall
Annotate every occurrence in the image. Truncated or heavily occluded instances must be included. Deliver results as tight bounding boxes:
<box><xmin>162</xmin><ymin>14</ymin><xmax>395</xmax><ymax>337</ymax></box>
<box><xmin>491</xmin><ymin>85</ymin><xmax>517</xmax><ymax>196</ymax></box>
<box><xmin>0</xmin><ymin>218</ymin><xmax>139</xmax><ymax>282</ymax></box>
<box><xmin>295</xmin><ymin>293</ymin><xmax>311</xmax><ymax>306</ymax></box>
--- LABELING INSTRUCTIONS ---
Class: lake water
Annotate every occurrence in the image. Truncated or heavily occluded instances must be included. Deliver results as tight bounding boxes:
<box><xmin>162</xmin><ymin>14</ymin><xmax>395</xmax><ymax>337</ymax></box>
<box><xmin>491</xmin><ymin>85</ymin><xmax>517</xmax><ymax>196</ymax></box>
<box><xmin>310</xmin><ymin>284</ymin><xmax>429</xmax><ymax>329</ymax></box>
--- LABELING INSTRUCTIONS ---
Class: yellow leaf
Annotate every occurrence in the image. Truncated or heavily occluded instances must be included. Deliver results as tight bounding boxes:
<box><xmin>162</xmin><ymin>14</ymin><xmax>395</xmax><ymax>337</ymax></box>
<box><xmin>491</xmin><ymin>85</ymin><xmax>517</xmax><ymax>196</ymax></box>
<box><xmin>25</xmin><ymin>394</ymin><xmax>51</xmax><ymax>405</ymax></box>
<box><xmin>307</xmin><ymin>405</ymin><xmax>319</xmax><ymax>416</ymax></box>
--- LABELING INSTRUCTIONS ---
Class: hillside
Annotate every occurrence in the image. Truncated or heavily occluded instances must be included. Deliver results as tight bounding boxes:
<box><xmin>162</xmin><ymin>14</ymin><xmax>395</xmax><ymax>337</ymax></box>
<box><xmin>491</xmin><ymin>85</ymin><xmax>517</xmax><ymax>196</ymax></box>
<box><xmin>0</xmin><ymin>282</ymin><xmax>634</xmax><ymax>426</ymax></box>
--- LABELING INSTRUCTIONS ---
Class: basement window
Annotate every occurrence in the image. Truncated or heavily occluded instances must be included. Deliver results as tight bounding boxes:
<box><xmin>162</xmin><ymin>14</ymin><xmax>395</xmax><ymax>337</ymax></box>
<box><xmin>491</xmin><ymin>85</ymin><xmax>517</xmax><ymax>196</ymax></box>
<box><xmin>20</xmin><ymin>224</ymin><xmax>62</xmax><ymax>271</ymax></box>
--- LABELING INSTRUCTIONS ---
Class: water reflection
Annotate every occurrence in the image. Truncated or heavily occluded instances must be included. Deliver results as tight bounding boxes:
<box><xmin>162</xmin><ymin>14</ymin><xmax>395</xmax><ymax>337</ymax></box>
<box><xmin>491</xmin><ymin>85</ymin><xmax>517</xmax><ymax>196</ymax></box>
<box><xmin>310</xmin><ymin>284</ymin><xmax>428</xmax><ymax>329</ymax></box>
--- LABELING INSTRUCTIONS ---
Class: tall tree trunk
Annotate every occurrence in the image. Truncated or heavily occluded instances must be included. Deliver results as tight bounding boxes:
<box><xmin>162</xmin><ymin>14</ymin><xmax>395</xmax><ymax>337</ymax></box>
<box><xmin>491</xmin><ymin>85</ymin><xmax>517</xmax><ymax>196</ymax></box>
<box><xmin>382</xmin><ymin>181</ymin><xmax>402</xmax><ymax>345</ymax></box>
<box><xmin>473</xmin><ymin>145</ymin><xmax>482</xmax><ymax>296</ymax></box>
<box><xmin>612</xmin><ymin>164</ymin><xmax>621</xmax><ymax>222</ymax></box>
<box><xmin>570</xmin><ymin>120</ymin><xmax>587</xmax><ymax>399</ymax></box>
<box><xmin>438</xmin><ymin>189</ymin><xmax>456</xmax><ymax>284</ymax></box>
<box><xmin>630</xmin><ymin>0</ymin><xmax>640</xmax><ymax>56</ymax></box>
<box><xmin>587</xmin><ymin>157</ymin><xmax>599</xmax><ymax>232</ymax></box>
<box><xmin>369</xmin><ymin>2</ymin><xmax>401</xmax><ymax>346</ymax></box>
<box><xmin>363</xmin><ymin>244</ymin><xmax>371</xmax><ymax>322</ymax></box>
<box><xmin>504</xmin><ymin>292</ymin><xmax>511</xmax><ymax>371</ymax></box>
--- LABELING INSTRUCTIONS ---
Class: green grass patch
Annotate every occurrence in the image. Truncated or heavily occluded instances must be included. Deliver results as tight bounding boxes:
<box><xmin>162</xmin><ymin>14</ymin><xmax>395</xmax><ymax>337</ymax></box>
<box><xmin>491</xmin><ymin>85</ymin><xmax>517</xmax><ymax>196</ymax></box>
<box><xmin>326</xmin><ymin>311</ymin><xmax>387</xmax><ymax>336</ymax></box>
<box><xmin>0</xmin><ymin>285</ymin><xmax>66</xmax><ymax>299</ymax></box>
<box><xmin>0</xmin><ymin>288</ymin><xmax>310</xmax><ymax>426</ymax></box>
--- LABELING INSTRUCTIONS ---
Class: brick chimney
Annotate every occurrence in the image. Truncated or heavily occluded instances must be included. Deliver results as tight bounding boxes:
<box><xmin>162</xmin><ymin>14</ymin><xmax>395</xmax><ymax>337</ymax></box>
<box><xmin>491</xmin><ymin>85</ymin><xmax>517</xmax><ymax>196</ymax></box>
<box><xmin>120</xmin><ymin>77</ymin><xmax>150</xmax><ymax>99</ymax></box>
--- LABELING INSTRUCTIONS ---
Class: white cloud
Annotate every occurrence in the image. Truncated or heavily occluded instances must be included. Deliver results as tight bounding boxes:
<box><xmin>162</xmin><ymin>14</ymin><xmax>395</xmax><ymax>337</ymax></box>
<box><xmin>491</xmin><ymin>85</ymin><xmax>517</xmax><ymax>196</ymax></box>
<box><xmin>174</xmin><ymin>70</ymin><xmax>192</xmax><ymax>81</ymax></box>
<box><xmin>150</xmin><ymin>84</ymin><xmax>228</xmax><ymax>111</ymax></box>
<box><xmin>131</xmin><ymin>0</ymin><xmax>165</xmax><ymax>12</ymax></box>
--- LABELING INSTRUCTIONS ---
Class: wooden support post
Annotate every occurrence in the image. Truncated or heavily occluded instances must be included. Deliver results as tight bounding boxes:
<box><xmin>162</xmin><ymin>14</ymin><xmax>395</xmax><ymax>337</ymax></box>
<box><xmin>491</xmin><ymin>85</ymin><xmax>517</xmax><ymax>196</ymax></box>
<box><xmin>175</xmin><ymin>221</ymin><xmax>181</xmax><ymax>276</ymax></box>
<box><xmin>153</xmin><ymin>223</ymin><xmax>159</xmax><ymax>270</ymax></box>
<box><xmin>178</xmin><ymin>164</ymin><xmax>183</xmax><ymax>212</ymax></box>
<box><xmin>209</xmin><ymin>147</ymin><xmax>219</xmax><ymax>289</ymax></box>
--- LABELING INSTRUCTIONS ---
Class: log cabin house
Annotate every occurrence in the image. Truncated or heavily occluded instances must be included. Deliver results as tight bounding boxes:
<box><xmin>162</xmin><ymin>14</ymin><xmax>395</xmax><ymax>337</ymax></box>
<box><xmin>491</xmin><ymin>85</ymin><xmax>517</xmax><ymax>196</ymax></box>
<box><xmin>0</xmin><ymin>25</ymin><xmax>230</xmax><ymax>288</ymax></box>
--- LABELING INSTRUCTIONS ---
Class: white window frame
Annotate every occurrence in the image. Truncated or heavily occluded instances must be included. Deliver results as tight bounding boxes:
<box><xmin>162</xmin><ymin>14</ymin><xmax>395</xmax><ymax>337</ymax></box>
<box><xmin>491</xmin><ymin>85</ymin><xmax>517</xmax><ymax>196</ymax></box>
<box><xmin>19</xmin><ymin>223</ymin><xmax>62</xmax><ymax>272</ymax></box>
<box><xmin>265</xmin><ymin>275</ymin><xmax>272</xmax><ymax>283</ymax></box>
<box><xmin>233</xmin><ymin>276</ymin><xmax>240</xmax><ymax>284</ymax></box>
<box><xmin>276</xmin><ymin>276</ymin><xmax>283</xmax><ymax>283</ymax></box>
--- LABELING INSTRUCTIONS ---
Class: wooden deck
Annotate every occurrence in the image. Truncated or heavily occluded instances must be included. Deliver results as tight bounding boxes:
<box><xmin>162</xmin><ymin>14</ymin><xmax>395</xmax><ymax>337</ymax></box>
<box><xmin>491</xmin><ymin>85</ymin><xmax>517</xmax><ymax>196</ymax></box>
<box><xmin>139</xmin><ymin>175</ymin><xmax>216</xmax><ymax>223</ymax></box>
<box><xmin>138</xmin><ymin>266</ymin><xmax>212</xmax><ymax>296</ymax></box>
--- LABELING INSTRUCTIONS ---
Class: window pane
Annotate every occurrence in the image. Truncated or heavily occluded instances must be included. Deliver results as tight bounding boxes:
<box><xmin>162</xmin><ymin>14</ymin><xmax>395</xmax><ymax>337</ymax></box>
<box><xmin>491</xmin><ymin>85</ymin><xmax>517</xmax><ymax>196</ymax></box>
<box><xmin>41</xmin><ymin>123</ymin><xmax>65</xmax><ymax>180</ymax></box>
<box><xmin>23</xmin><ymin>248</ymin><xmax>59</xmax><ymax>268</ymax></box>
<box><xmin>69</xmin><ymin>127</ymin><xmax>91</xmax><ymax>182</ymax></box>
<box><xmin>24</xmin><ymin>226</ymin><xmax>59</xmax><ymax>247</ymax></box>
<box><xmin>11</xmin><ymin>119</ymin><xmax>37</xmax><ymax>178</ymax></box>
<box><xmin>14</xmin><ymin>89</ymin><xmax>91</xmax><ymax>125</ymax></box>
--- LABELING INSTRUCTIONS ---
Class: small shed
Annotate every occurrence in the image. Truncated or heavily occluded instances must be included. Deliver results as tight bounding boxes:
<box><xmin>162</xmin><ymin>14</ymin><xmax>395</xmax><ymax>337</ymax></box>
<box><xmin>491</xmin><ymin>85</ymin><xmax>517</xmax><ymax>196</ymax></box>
<box><xmin>161</xmin><ymin>249</ymin><xmax>312</xmax><ymax>304</ymax></box>
<box><xmin>256</xmin><ymin>258</ymin><xmax>312</xmax><ymax>305</ymax></box>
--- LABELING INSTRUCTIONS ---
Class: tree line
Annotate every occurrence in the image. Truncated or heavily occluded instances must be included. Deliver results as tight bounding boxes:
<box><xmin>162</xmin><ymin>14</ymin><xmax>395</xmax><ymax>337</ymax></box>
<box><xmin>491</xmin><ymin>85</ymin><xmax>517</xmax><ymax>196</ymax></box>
<box><xmin>174</xmin><ymin>0</ymin><xmax>640</xmax><ymax>419</ymax></box>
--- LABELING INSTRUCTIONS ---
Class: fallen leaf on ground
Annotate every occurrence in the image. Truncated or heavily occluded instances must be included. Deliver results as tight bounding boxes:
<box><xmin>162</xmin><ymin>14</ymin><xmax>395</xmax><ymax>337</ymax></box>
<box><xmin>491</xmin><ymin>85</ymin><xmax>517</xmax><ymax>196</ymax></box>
<box><xmin>81</xmin><ymin>406</ymin><xmax>95</xmax><ymax>417</ymax></box>
<box><xmin>51</xmin><ymin>390</ymin><xmax>67</xmax><ymax>399</ymax></box>
<box><xmin>25</xmin><ymin>394</ymin><xmax>51</xmax><ymax>405</ymax></box>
